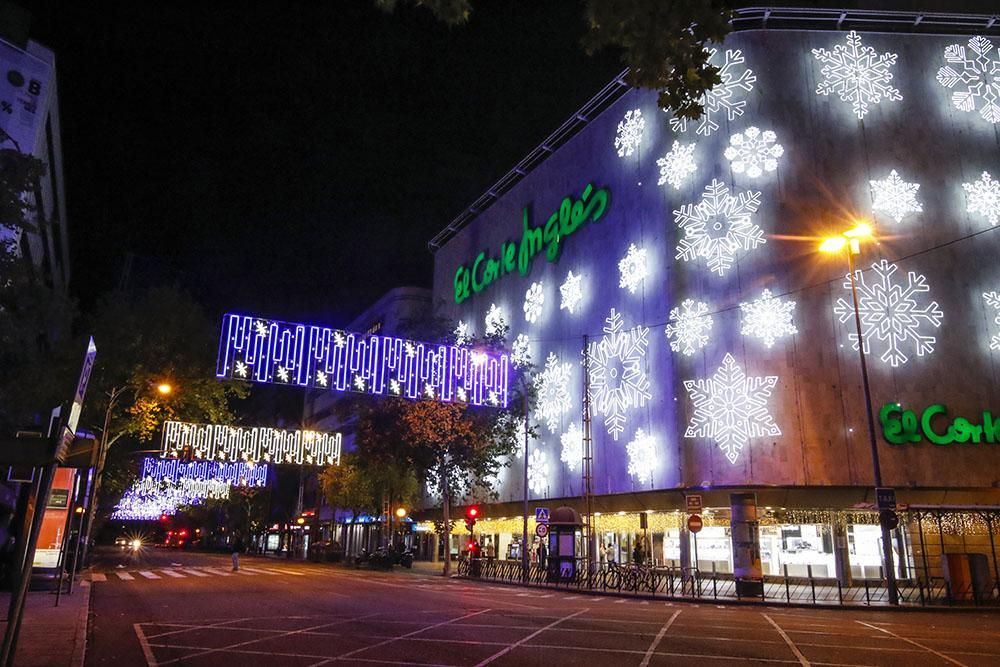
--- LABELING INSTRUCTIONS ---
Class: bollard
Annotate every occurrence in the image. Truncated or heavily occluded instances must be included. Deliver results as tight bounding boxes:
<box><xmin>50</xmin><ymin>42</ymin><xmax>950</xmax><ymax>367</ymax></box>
<box><xmin>808</xmin><ymin>564</ymin><xmax>816</xmax><ymax>603</ymax></box>
<box><xmin>784</xmin><ymin>564</ymin><xmax>791</xmax><ymax>602</ymax></box>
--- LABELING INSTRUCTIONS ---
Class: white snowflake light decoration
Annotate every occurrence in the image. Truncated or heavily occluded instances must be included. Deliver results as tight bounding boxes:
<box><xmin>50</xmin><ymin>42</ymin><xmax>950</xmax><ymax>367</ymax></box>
<box><xmin>723</xmin><ymin>126</ymin><xmax>784</xmax><ymax>178</ymax></box>
<box><xmin>560</xmin><ymin>423</ymin><xmax>582</xmax><ymax>472</ymax></box>
<box><xmin>870</xmin><ymin>169</ymin><xmax>922</xmax><ymax>223</ymax></box>
<box><xmin>684</xmin><ymin>353</ymin><xmax>781</xmax><ymax>464</ymax></box>
<box><xmin>985</xmin><ymin>291</ymin><xmax>1000</xmax><ymax>350</ymax></box>
<box><xmin>333</xmin><ymin>331</ymin><xmax>346</xmax><ymax>348</ymax></box>
<box><xmin>670</xmin><ymin>49</ymin><xmax>756</xmax><ymax>136</ymax></box>
<box><xmin>254</xmin><ymin>320</ymin><xmax>269</xmax><ymax>337</ymax></box>
<box><xmin>963</xmin><ymin>171</ymin><xmax>1000</xmax><ymax>225</ymax></box>
<box><xmin>674</xmin><ymin>179</ymin><xmax>764</xmax><ymax>276</ymax></box>
<box><xmin>936</xmin><ymin>36</ymin><xmax>1000</xmax><ymax>124</ymax></box>
<box><xmin>618</xmin><ymin>243</ymin><xmax>650</xmax><ymax>293</ymax></box>
<box><xmin>656</xmin><ymin>141</ymin><xmax>697</xmax><ymax>189</ymax></box>
<box><xmin>559</xmin><ymin>271</ymin><xmax>583</xmax><ymax>314</ymax></box>
<box><xmin>533</xmin><ymin>352</ymin><xmax>573</xmax><ymax>433</ymax></box>
<box><xmin>614</xmin><ymin>109</ymin><xmax>644</xmax><ymax>157</ymax></box>
<box><xmin>454</xmin><ymin>320</ymin><xmax>471</xmax><ymax>345</ymax></box>
<box><xmin>276</xmin><ymin>366</ymin><xmax>290</xmax><ymax>383</ymax></box>
<box><xmin>353</xmin><ymin>375</ymin><xmax>365</xmax><ymax>390</ymax></box>
<box><xmin>234</xmin><ymin>361</ymin><xmax>248</xmax><ymax>378</ymax></box>
<box><xmin>389</xmin><ymin>379</ymin><xmax>401</xmax><ymax>395</ymax></box>
<box><xmin>740</xmin><ymin>289</ymin><xmax>798</xmax><ymax>348</ymax></box>
<box><xmin>589</xmin><ymin>309</ymin><xmax>651</xmax><ymax>440</ymax></box>
<box><xmin>527</xmin><ymin>448</ymin><xmax>549</xmax><ymax>495</ymax></box>
<box><xmin>404</xmin><ymin>342</ymin><xmax>416</xmax><ymax>358</ymax></box>
<box><xmin>316</xmin><ymin>370</ymin><xmax>328</xmax><ymax>387</ymax></box>
<box><xmin>511</xmin><ymin>333</ymin><xmax>531</xmax><ymax>368</ymax></box>
<box><xmin>834</xmin><ymin>259</ymin><xmax>944</xmax><ymax>367</ymax></box>
<box><xmin>523</xmin><ymin>282</ymin><xmax>545</xmax><ymax>323</ymax></box>
<box><xmin>812</xmin><ymin>30</ymin><xmax>901</xmax><ymax>119</ymax></box>
<box><xmin>665</xmin><ymin>299</ymin><xmax>713</xmax><ymax>356</ymax></box>
<box><xmin>485</xmin><ymin>303</ymin><xmax>507</xmax><ymax>337</ymax></box>
<box><xmin>626</xmin><ymin>428</ymin><xmax>658</xmax><ymax>485</ymax></box>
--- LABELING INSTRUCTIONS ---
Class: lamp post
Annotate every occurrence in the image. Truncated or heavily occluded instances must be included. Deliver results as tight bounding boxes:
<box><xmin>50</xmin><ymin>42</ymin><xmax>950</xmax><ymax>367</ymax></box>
<box><xmin>819</xmin><ymin>224</ymin><xmax>898</xmax><ymax>605</ymax></box>
<box><xmin>521</xmin><ymin>377</ymin><xmax>530</xmax><ymax>583</ymax></box>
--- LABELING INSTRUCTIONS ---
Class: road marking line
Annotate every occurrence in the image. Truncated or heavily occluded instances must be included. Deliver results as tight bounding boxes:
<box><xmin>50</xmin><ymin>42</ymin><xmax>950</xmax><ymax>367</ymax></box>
<box><xmin>564</xmin><ymin>596</ymin><xmax>579</xmax><ymax>600</ymax></box>
<box><xmin>138</xmin><ymin>570</ymin><xmax>161</xmax><ymax>579</ymax></box>
<box><xmin>182</xmin><ymin>568</ymin><xmax>210</xmax><ymax>577</ymax></box>
<box><xmin>159</xmin><ymin>569</ymin><xmax>185</xmax><ymax>578</ymax></box>
<box><xmin>639</xmin><ymin>609</ymin><xmax>682</xmax><ymax>667</ymax></box>
<box><xmin>199</xmin><ymin>567</ymin><xmax>233</xmax><ymax>576</ymax></box>
<box><xmin>90</xmin><ymin>573</ymin><xmax>107</xmax><ymax>582</ymax></box>
<box><xmin>330</xmin><ymin>609</ymin><xmax>494</xmax><ymax>663</ymax></box>
<box><xmin>764</xmin><ymin>613</ymin><xmax>810</xmax><ymax>667</ymax></box>
<box><xmin>265</xmin><ymin>568</ymin><xmax>305</xmax><ymax>576</ymax></box>
<box><xmin>134</xmin><ymin>623</ymin><xmax>158</xmax><ymax>666</ymax></box>
<box><xmin>474</xmin><ymin>608</ymin><xmax>589</xmax><ymax>667</ymax></box>
<box><xmin>614</xmin><ymin>599</ymin><xmax>627</xmax><ymax>604</ymax></box>
<box><xmin>856</xmin><ymin>621</ymin><xmax>969</xmax><ymax>667</ymax></box>
<box><xmin>234</xmin><ymin>569</ymin><xmax>258</xmax><ymax>576</ymax></box>
<box><xmin>240</xmin><ymin>567</ymin><xmax>277</xmax><ymax>575</ymax></box>
<box><xmin>116</xmin><ymin>572</ymin><xmax>135</xmax><ymax>580</ymax></box>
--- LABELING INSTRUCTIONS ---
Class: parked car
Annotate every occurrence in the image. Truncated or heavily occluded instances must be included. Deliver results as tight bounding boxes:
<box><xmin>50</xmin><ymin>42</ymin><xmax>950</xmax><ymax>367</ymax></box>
<box><xmin>307</xmin><ymin>540</ymin><xmax>345</xmax><ymax>563</ymax></box>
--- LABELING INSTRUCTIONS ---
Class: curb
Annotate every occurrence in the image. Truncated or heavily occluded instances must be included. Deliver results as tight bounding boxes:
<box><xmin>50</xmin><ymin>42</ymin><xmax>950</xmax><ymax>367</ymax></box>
<box><xmin>73</xmin><ymin>581</ymin><xmax>91</xmax><ymax>667</ymax></box>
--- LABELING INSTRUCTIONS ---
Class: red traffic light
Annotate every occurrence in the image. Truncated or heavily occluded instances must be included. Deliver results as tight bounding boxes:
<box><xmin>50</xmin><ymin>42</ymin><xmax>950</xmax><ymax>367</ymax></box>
<box><xmin>466</xmin><ymin>506</ymin><xmax>479</xmax><ymax>518</ymax></box>
<box><xmin>159</xmin><ymin>514</ymin><xmax>169</xmax><ymax>523</ymax></box>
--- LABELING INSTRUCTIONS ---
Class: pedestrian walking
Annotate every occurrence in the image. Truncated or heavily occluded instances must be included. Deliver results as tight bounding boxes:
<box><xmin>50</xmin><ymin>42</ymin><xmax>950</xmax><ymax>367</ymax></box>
<box><xmin>538</xmin><ymin>540</ymin><xmax>547</xmax><ymax>570</ymax></box>
<box><xmin>231</xmin><ymin>534</ymin><xmax>244</xmax><ymax>571</ymax></box>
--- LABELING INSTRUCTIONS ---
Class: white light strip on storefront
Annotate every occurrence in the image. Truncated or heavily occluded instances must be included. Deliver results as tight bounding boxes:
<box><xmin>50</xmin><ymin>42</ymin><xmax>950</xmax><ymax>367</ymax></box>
<box><xmin>160</xmin><ymin>420</ymin><xmax>342</xmax><ymax>466</ymax></box>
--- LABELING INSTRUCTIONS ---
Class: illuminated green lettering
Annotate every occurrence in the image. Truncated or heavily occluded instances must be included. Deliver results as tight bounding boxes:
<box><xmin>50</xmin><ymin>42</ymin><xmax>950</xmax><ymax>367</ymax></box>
<box><xmin>502</xmin><ymin>242</ymin><xmax>516</xmax><ymax>275</ymax></box>
<box><xmin>518</xmin><ymin>209</ymin><xmax>543</xmax><ymax>276</ymax></box>
<box><xmin>879</xmin><ymin>403</ymin><xmax>919</xmax><ymax>444</ymax></box>
<box><xmin>471</xmin><ymin>252</ymin><xmax>487</xmax><ymax>294</ymax></box>
<box><xmin>454</xmin><ymin>266</ymin><xmax>471</xmax><ymax>304</ymax></box>
<box><xmin>921</xmin><ymin>404</ymin><xmax>953</xmax><ymax>445</ymax></box>
<box><xmin>984</xmin><ymin>411</ymin><xmax>1000</xmax><ymax>444</ymax></box>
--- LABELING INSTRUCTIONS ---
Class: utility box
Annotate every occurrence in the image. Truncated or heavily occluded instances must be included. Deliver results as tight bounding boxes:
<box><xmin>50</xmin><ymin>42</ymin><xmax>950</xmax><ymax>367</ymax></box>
<box><xmin>546</xmin><ymin>506</ymin><xmax>581</xmax><ymax>583</ymax></box>
<box><xmin>944</xmin><ymin>553</ymin><xmax>993</xmax><ymax>603</ymax></box>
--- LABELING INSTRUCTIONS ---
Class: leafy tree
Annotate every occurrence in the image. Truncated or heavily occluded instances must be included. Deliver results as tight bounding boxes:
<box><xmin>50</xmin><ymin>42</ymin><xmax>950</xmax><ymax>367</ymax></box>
<box><xmin>375</xmin><ymin>0</ymin><xmax>734</xmax><ymax>119</ymax></box>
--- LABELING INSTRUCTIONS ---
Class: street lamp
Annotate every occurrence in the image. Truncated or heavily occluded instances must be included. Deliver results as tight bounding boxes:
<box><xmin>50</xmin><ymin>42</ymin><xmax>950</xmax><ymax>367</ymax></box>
<box><xmin>395</xmin><ymin>507</ymin><xmax>407</xmax><ymax>519</ymax></box>
<box><xmin>157</xmin><ymin>382</ymin><xmax>173</xmax><ymax>395</ymax></box>
<box><xmin>818</xmin><ymin>222</ymin><xmax>899</xmax><ymax>605</ymax></box>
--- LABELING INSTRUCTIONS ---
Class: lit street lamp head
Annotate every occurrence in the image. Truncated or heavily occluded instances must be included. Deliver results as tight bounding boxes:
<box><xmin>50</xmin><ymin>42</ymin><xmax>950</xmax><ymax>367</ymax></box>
<box><xmin>818</xmin><ymin>237</ymin><xmax>847</xmax><ymax>253</ymax></box>
<box><xmin>157</xmin><ymin>383</ymin><xmax>173</xmax><ymax>395</ymax></box>
<box><xmin>395</xmin><ymin>507</ymin><xmax>407</xmax><ymax>519</ymax></box>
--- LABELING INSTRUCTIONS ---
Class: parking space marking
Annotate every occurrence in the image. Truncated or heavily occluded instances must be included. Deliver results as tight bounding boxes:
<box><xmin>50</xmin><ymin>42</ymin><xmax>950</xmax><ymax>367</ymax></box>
<box><xmin>639</xmin><ymin>609</ymin><xmax>681</xmax><ymax>667</ymax></box>
<box><xmin>474</xmin><ymin>608</ymin><xmax>589</xmax><ymax>666</ymax></box>
<box><xmin>856</xmin><ymin>620</ymin><xmax>968</xmax><ymax>667</ymax></box>
<box><xmin>764</xmin><ymin>613</ymin><xmax>810</xmax><ymax>667</ymax></box>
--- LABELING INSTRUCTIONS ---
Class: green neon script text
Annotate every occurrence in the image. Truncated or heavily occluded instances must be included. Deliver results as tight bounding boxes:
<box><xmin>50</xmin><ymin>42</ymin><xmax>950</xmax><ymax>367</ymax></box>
<box><xmin>879</xmin><ymin>403</ymin><xmax>1000</xmax><ymax>445</ymax></box>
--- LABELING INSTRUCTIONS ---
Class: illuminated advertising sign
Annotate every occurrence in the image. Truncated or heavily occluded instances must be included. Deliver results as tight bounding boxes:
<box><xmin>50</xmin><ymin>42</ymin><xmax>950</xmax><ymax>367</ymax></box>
<box><xmin>161</xmin><ymin>420</ymin><xmax>342</xmax><ymax>466</ymax></box>
<box><xmin>880</xmin><ymin>403</ymin><xmax>1000</xmax><ymax>445</ymax></box>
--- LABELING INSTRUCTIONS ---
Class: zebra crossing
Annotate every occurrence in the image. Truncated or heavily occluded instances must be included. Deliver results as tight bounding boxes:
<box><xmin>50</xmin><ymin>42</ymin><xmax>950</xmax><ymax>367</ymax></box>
<box><xmin>91</xmin><ymin>564</ymin><xmax>311</xmax><ymax>583</ymax></box>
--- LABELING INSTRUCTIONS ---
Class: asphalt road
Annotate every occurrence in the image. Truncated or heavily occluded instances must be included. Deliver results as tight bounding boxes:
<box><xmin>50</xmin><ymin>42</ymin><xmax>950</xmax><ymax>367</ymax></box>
<box><xmin>84</xmin><ymin>548</ymin><xmax>1000</xmax><ymax>666</ymax></box>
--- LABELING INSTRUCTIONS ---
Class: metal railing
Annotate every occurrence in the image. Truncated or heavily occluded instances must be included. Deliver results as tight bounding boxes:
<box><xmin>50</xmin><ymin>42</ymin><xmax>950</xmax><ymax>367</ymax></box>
<box><xmin>456</xmin><ymin>558</ymin><xmax>1000</xmax><ymax>608</ymax></box>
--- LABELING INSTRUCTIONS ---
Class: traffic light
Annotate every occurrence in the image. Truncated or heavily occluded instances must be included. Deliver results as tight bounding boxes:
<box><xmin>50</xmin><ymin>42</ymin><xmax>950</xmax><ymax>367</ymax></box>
<box><xmin>465</xmin><ymin>506</ymin><xmax>479</xmax><ymax>533</ymax></box>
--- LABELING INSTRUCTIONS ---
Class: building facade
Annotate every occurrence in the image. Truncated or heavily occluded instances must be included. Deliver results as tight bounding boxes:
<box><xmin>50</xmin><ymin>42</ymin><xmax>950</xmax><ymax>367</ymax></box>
<box><xmin>428</xmin><ymin>12</ymin><xmax>1000</xmax><ymax>584</ymax></box>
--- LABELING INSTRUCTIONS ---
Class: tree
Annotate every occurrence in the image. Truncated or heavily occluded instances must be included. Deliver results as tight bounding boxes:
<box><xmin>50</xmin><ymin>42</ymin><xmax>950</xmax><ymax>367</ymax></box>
<box><xmin>375</xmin><ymin>0</ymin><xmax>734</xmax><ymax>119</ymax></box>
<box><xmin>319</xmin><ymin>453</ymin><xmax>378</xmax><ymax>553</ymax></box>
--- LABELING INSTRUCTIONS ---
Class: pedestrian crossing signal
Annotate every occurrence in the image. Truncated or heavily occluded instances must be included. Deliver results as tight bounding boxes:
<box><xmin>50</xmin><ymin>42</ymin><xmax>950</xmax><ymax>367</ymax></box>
<box><xmin>465</xmin><ymin>506</ymin><xmax>478</xmax><ymax>533</ymax></box>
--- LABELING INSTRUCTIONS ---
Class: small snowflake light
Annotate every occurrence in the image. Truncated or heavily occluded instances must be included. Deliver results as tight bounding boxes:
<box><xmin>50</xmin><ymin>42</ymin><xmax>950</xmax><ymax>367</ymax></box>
<box><xmin>316</xmin><ymin>371</ymin><xmax>328</xmax><ymax>387</ymax></box>
<box><xmin>626</xmin><ymin>428</ymin><xmax>658</xmax><ymax>485</ymax></box>
<box><xmin>353</xmin><ymin>375</ymin><xmax>366</xmax><ymax>390</ymax></box>
<box><xmin>560</xmin><ymin>423</ymin><xmax>582</xmax><ymax>472</ymax></box>
<box><xmin>670</xmin><ymin>49</ymin><xmax>756</xmax><ymax>136</ymax></box>
<box><xmin>489</xmin><ymin>390</ymin><xmax>499</xmax><ymax>406</ymax></box>
<box><xmin>333</xmin><ymin>331</ymin><xmax>346</xmax><ymax>348</ymax></box>
<box><xmin>740</xmin><ymin>289</ymin><xmax>798</xmax><ymax>348</ymax></box>
<box><xmin>869</xmin><ymin>169</ymin><xmax>922</xmax><ymax>223</ymax></box>
<box><xmin>457</xmin><ymin>387</ymin><xmax>467</xmax><ymax>402</ymax></box>
<box><xmin>254</xmin><ymin>320</ymin><xmax>269</xmax><ymax>337</ymax></box>
<box><xmin>812</xmin><ymin>30</ymin><xmax>901</xmax><ymax>119</ymax></box>
<box><xmin>589</xmin><ymin>309</ymin><xmax>651</xmax><ymax>440</ymax></box>
<box><xmin>511</xmin><ymin>333</ymin><xmax>531</xmax><ymax>368</ymax></box>
<box><xmin>834</xmin><ymin>258</ymin><xmax>943</xmax><ymax>367</ymax></box>
<box><xmin>665</xmin><ymin>299</ymin><xmax>713</xmax><ymax>356</ymax></box>
<box><xmin>684</xmin><ymin>353</ymin><xmax>781</xmax><ymax>464</ymax></box>
<box><xmin>533</xmin><ymin>352</ymin><xmax>573</xmax><ymax>433</ymax></box>
<box><xmin>276</xmin><ymin>366</ymin><xmax>290</xmax><ymax>383</ymax></box>
<box><xmin>523</xmin><ymin>282</ymin><xmax>545</xmax><ymax>323</ymax></box>
<box><xmin>234</xmin><ymin>361</ymin><xmax>248</xmax><ymax>378</ymax></box>
<box><xmin>454</xmin><ymin>320</ymin><xmax>472</xmax><ymax>345</ymax></box>
<box><xmin>471</xmin><ymin>351</ymin><xmax>487</xmax><ymax>366</ymax></box>
<box><xmin>389</xmin><ymin>379</ymin><xmax>401</xmax><ymax>395</ymax></box>
<box><xmin>657</xmin><ymin>141</ymin><xmax>697</xmax><ymax>189</ymax></box>
<box><xmin>614</xmin><ymin>109</ymin><xmax>644</xmax><ymax>157</ymax></box>
<box><xmin>404</xmin><ymin>342</ymin><xmax>416</xmax><ymax>358</ymax></box>
<box><xmin>724</xmin><ymin>127</ymin><xmax>784</xmax><ymax>178</ymax></box>
<box><xmin>674</xmin><ymin>179</ymin><xmax>764</xmax><ymax>276</ymax></box>
<box><xmin>963</xmin><ymin>171</ymin><xmax>1000</xmax><ymax>225</ymax></box>
<box><xmin>559</xmin><ymin>271</ymin><xmax>583</xmax><ymax>314</ymax></box>
<box><xmin>527</xmin><ymin>448</ymin><xmax>549</xmax><ymax>495</ymax></box>
<box><xmin>985</xmin><ymin>291</ymin><xmax>1000</xmax><ymax>350</ymax></box>
<box><xmin>485</xmin><ymin>303</ymin><xmax>507</xmax><ymax>337</ymax></box>
<box><xmin>424</xmin><ymin>383</ymin><xmax>435</xmax><ymax>398</ymax></box>
<box><xmin>936</xmin><ymin>36</ymin><xmax>1000</xmax><ymax>124</ymax></box>
<box><xmin>618</xmin><ymin>243</ymin><xmax>650</xmax><ymax>293</ymax></box>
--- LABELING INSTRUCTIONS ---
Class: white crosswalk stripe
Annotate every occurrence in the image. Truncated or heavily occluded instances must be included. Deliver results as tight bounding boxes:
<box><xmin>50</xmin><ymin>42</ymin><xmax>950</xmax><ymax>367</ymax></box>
<box><xmin>234</xmin><ymin>569</ymin><xmax>258</xmax><ymax>575</ymax></box>
<box><xmin>115</xmin><ymin>572</ymin><xmax>134</xmax><ymax>580</ymax></box>
<box><xmin>90</xmin><ymin>573</ymin><xmax>106</xmax><ymax>582</ymax></box>
<box><xmin>183</xmin><ymin>568</ymin><xmax>210</xmax><ymax>577</ymax></box>
<box><xmin>93</xmin><ymin>563</ymin><xmax>321</xmax><ymax>583</ymax></box>
<box><xmin>265</xmin><ymin>568</ymin><xmax>305</xmax><ymax>576</ymax></box>
<box><xmin>239</xmin><ymin>567</ymin><xmax>277</xmax><ymax>575</ymax></box>
<box><xmin>138</xmin><ymin>571</ymin><xmax>161</xmax><ymax>579</ymax></box>
<box><xmin>160</xmin><ymin>569</ymin><xmax>186</xmax><ymax>578</ymax></box>
<box><xmin>199</xmin><ymin>567</ymin><xmax>233</xmax><ymax>576</ymax></box>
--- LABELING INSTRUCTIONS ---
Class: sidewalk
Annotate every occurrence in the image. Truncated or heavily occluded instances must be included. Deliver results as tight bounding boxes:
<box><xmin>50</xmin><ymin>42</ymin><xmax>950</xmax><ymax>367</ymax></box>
<box><xmin>0</xmin><ymin>581</ymin><xmax>91</xmax><ymax>667</ymax></box>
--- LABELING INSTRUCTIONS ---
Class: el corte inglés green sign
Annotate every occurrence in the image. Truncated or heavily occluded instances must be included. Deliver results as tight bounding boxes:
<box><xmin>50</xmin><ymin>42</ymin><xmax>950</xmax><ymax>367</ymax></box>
<box><xmin>453</xmin><ymin>183</ymin><xmax>610</xmax><ymax>304</ymax></box>
<box><xmin>879</xmin><ymin>403</ymin><xmax>1000</xmax><ymax>445</ymax></box>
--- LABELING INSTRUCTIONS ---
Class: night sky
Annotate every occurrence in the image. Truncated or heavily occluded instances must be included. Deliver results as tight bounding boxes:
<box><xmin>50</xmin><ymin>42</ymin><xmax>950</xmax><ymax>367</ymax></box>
<box><xmin>19</xmin><ymin>1</ymin><xmax>622</xmax><ymax>325</ymax></box>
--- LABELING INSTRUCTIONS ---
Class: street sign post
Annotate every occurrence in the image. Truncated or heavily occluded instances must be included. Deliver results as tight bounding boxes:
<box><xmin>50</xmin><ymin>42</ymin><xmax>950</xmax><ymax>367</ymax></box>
<box><xmin>876</xmin><ymin>487</ymin><xmax>896</xmax><ymax>510</ymax></box>
<box><xmin>535</xmin><ymin>523</ymin><xmax>549</xmax><ymax>538</ymax></box>
<box><xmin>687</xmin><ymin>514</ymin><xmax>703</xmax><ymax>533</ymax></box>
<box><xmin>685</xmin><ymin>495</ymin><xmax>703</xmax><ymax>514</ymax></box>
<box><xmin>535</xmin><ymin>507</ymin><xmax>550</xmax><ymax>524</ymax></box>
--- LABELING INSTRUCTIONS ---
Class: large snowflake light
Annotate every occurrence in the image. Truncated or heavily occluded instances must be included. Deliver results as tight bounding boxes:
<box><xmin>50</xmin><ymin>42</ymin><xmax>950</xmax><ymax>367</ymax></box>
<box><xmin>533</xmin><ymin>352</ymin><xmax>573</xmax><ymax>433</ymax></box>
<box><xmin>485</xmin><ymin>303</ymin><xmax>506</xmax><ymax>337</ymax></box>
<box><xmin>834</xmin><ymin>259</ymin><xmax>944</xmax><ymax>367</ymax></box>
<box><xmin>511</xmin><ymin>333</ymin><xmax>531</xmax><ymax>368</ymax></box>
<box><xmin>963</xmin><ymin>171</ymin><xmax>1000</xmax><ymax>225</ymax></box>
<box><xmin>665</xmin><ymin>299</ymin><xmax>713</xmax><ymax>356</ymax></box>
<box><xmin>936</xmin><ymin>36</ymin><xmax>1000</xmax><ymax>124</ymax></box>
<box><xmin>985</xmin><ymin>291</ymin><xmax>1000</xmax><ymax>350</ymax></box>
<box><xmin>657</xmin><ymin>141</ymin><xmax>697</xmax><ymax>189</ymax></box>
<box><xmin>669</xmin><ymin>49</ymin><xmax>756</xmax><ymax>136</ymax></box>
<box><xmin>740</xmin><ymin>289</ymin><xmax>797</xmax><ymax>348</ymax></box>
<box><xmin>523</xmin><ymin>282</ymin><xmax>545</xmax><ymax>323</ymax></box>
<box><xmin>684</xmin><ymin>353</ymin><xmax>780</xmax><ymax>465</ymax></box>
<box><xmin>560</xmin><ymin>423</ymin><xmax>582</xmax><ymax>473</ymax></box>
<box><xmin>870</xmin><ymin>169</ymin><xmax>922</xmax><ymax>223</ymax></box>
<box><xmin>615</xmin><ymin>109</ymin><xmax>644</xmax><ymax>157</ymax></box>
<box><xmin>560</xmin><ymin>271</ymin><xmax>583</xmax><ymax>314</ymax></box>
<box><xmin>674</xmin><ymin>179</ymin><xmax>764</xmax><ymax>276</ymax></box>
<box><xmin>618</xmin><ymin>243</ymin><xmax>650</xmax><ymax>293</ymax></box>
<box><xmin>454</xmin><ymin>320</ymin><xmax>471</xmax><ymax>345</ymax></box>
<box><xmin>626</xmin><ymin>428</ymin><xmax>658</xmax><ymax>485</ymax></box>
<box><xmin>527</xmin><ymin>448</ymin><xmax>549</xmax><ymax>495</ymax></box>
<box><xmin>588</xmin><ymin>309</ymin><xmax>651</xmax><ymax>440</ymax></box>
<box><xmin>812</xmin><ymin>30</ymin><xmax>901</xmax><ymax>119</ymax></box>
<box><xmin>724</xmin><ymin>127</ymin><xmax>783</xmax><ymax>178</ymax></box>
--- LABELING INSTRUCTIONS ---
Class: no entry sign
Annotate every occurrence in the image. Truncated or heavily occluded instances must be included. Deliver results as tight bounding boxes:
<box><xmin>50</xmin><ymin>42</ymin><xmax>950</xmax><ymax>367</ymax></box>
<box><xmin>687</xmin><ymin>514</ymin><xmax>703</xmax><ymax>533</ymax></box>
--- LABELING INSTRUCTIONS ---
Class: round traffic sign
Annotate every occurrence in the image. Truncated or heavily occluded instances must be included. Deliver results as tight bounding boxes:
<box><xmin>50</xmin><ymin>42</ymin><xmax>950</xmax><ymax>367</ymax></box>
<box><xmin>687</xmin><ymin>514</ymin><xmax>703</xmax><ymax>533</ymax></box>
<box><xmin>535</xmin><ymin>523</ymin><xmax>549</xmax><ymax>538</ymax></box>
